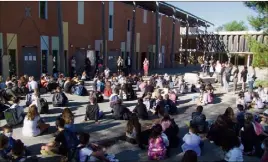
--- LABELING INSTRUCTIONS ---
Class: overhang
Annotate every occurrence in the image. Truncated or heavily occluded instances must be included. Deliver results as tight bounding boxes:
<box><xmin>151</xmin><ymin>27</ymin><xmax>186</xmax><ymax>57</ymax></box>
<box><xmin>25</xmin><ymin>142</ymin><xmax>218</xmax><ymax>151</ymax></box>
<box><xmin>121</xmin><ymin>1</ymin><xmax>214</xmax><ymax>27</ymax></box>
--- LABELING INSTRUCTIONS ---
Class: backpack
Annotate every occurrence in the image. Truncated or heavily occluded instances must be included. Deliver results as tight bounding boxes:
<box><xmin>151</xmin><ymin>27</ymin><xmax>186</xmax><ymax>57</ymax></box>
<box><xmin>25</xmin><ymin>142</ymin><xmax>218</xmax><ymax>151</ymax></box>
<box><xmin>75</xmin><ymin>86</ymin><xmax>85</xmax><ymax>96</ymax></box>
<box><xmin>64</xmin><ymin>130</ymin><xmax>79</xmax><ymax>161</ymax></box>
<box><xmin>25</xmin><ymin>94</ymin><xmax>32</xmax><ymax>107</ymax></box>
<box><xmin>40</xmin><ymin>98</ymin><xmax>49</xmax><ymax>114</ymax></box>
<box><xmin>0</xmin><ymin>104</ymin><xmax>9</xmax><ymax>119</ymax></box>
<box><xmin>110</xmin><ymin>95</ymin><xmax>119</xmax><ymax>108</ymax></box>
<box><xmin>69</xmin><ymin>145</ymin><xmax>90</xmax><ymax>162</ymax></box>
<box><xmin>52</xmin><ymin>93</ymin><xmax>64</xmax><ymax>107</ymax></box>
<box><xmin>4</xmin><ymin>108</ymin><xmax>21</xmax><ymax>126</ymax></box>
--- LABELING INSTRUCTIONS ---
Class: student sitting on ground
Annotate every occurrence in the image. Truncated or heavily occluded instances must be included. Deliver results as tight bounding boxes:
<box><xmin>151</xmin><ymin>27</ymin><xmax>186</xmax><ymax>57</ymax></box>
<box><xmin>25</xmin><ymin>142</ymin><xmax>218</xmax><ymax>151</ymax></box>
<box><xmin>244</xmin><ymin>90</ymin><xmax>253</xmax><ymax>104</ymax></box>
<box><xmin>148</xmin><ymin>124</ymin><xmax>169</xmax><ymax>160</ymax></box>
<box><xmin>73</xmin><ymin>81</ymin><xmax>87</xmax><ymax>96</ymax></box>
<box><xmin>104</xmin><ymin>81</ymin><xmax>112</xmax><ymax>97</ymax></box>
<box><xmin>4</xmin><ymin>83</ymin><xmax>17</xmax><ymax>101</ymax></box>
<box><xmin>236</xmin><ymin>92</ymin><xmax>246</xmax><ymax>110</ymax></box>
<box><xmin>81</xmin><ymin>71</ymin><xmax>87</xmax><ymax>81</ymax></box>
<box><xmin>41</xmin><ymin>118</ymin><xmax>73</xmax><ymax>156</ymax></box>
<box><xmin>22</xmin><ymin>104</ymin><xmax>50</xmax><ymax>137</ymax></box>
<box><xmin>5</xmin><ymin>97</ymin><xmax>25</xmax><ymax>126</ymax></box>
<box><xmin>181</xmin><ymin>150</ymin><xmax>198</xmax><ymax>162</ymax></box>
<box><xmin>190</xmin><ymin>106</ymin><xmax>207</xmax><ymax>133</ymax></box>
<box><xmin>0</xmin><ymin>134</ymin><xmax>11</xmax><ymax>160</ymax></box>
<box><xmin>52</xmin><ymin>86</ymin><xmax>68</xmax><ymax>107</ymax></box>
<box><xmin>261</xmin><ymin>138</ymin><xmax>268</xmax><ymax>162</ymax></box>
<box><xmin>10</xmin><ymin>139</ymin><xmax>27</xmax><ymax>162</ymax></box>
<box><xmin>77</xmin><ymin>132</ymin><xmax>110</xmax><ymax>162</ymax></box>
<box><xmin>61</xmin><ymin>108</ymin><xmax>75</xmax><ymax>132</ymax></box>
<box><xmin>154</xmin><ymin>96</ymin><xmax>166</xmax><ymax>118</ymax></box>
<box><xmin>236</xmin><ymin>104</ymin><xmax>245</xmax><ymax>130</ymax></box>
<box><xmin>63</xmin><ymin>77</ymin><xmax>73</xmax><ymax>94</ymax></box>
<box><xmin>84</xmin><ymin>97</ymin><xmax>103</xmax><ymax>124</ymax></box>
<box><xmin>181</xmin><ymin>123</ymin><xmax>202</xmax><ymax>156</ymax></box>
<box><xmin>125</xmin><ymin>113</ymin><xmax>145</xmax><ymax>149</ymax></box>
<box><xmin>113</xmin><ymin>99</ymin><xmax>131</xmax><ymax>120</ymax></box>
<box><xmin>1</xmin><ymin>125</ymin><xmax>16</xmax><ymax>159</ymax></box>
<box><xmin>133</xmin><ymin>98</ymin><xmax>148</xmax><ymax>120</ymax></box>
<box><xmin>109</xmin><ymin>88</ymin><xmax>120</xmax><ymax>109</ymax></box>
<box><xmin>163</xmin><ymin>94</ymin><xmax>177</xmax><ymax>115</ymax></box>
<box><xmin>252</xmin><ymin>92</ymin><xmax>265</xmax><ymax>110</ymax></box>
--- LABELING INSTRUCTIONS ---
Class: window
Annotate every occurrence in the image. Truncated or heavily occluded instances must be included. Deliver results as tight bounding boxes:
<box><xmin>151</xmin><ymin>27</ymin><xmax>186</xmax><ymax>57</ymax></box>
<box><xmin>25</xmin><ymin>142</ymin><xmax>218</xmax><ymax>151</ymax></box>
<box><xmin>109</xmin><ymin>15</ymin><xmax>113</xmax><ymax>29</ymax></box>
<box><xmin>8</xmin><ymin>49</ymin><xmax>16</xmax><ymax>77</ymax></box>
<box><xmin>78</xmin><ymin>1</ymin><xmax>84</xmax><ymax>24</ymax></box>
<box><xmin>52</xmin><ymin>50</ymin><xmax>58</xmax><ymax>71</ymax></box>
<box><xmin>39</xmin><ymin>1</ymin><xmax>48</xmax><ymax>19</ymax></box>
<box><xmin>143</xmin><ymin>10</ymin><xmax>147</xmax><ymax>24</ymax></box>
<box><xmin>127</xmin><ymin>20</ymin><xmax>131</xmax><ymax>31</ymax></box>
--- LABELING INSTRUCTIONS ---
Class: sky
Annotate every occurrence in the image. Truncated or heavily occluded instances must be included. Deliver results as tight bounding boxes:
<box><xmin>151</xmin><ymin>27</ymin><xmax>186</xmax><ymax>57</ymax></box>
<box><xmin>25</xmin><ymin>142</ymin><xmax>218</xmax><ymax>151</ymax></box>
<box><xmin>169</xmin><ymin>1</ymin><xmax>258</xmax><ymax>32</ymax></box>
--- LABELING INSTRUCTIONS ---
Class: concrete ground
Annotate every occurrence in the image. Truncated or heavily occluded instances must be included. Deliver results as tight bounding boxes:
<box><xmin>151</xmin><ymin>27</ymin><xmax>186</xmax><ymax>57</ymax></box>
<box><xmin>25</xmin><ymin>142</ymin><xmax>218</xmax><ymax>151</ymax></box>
<box><xmin>0</xmin><ymin>66</ymin><xmax>260</xmax><ymax>162</ymax></box>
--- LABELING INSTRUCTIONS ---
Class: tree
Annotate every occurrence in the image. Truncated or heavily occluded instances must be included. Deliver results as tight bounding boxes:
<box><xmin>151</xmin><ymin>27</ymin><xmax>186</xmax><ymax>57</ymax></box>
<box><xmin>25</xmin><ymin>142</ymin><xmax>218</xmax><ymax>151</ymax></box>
<box><xmin>216</xmin><ymin>20</ymin><xmax>248</xmax><ymax>32</ymax></box>
<box><xmin>245</xmin><ymin>2</ymin><xmax>268</xmax><ymax>68</ymax></box>
<box><xmin>244</xmin><ymin>2</ymin><xmax>268</xmax><ymax>33</ymax></box>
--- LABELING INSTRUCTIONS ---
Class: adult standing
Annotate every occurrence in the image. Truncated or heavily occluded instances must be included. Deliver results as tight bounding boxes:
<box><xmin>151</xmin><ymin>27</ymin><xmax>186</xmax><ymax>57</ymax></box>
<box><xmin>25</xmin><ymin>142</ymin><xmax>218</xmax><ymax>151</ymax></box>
<box><xmin>125</xmin><ymin>56</ymin><xmax>132</xmax><ymax>75</ymax></box>
<box><xmin>222</xmin><ymin>62</ymin><xmax>232</xmax><ymax>92</ymax></box>
<box><xmin>247</xmin><ymin>66</ymin><xmax>256</xmax><ymax>91</ymax></box>
<box><xmin>232</xmin><ymin>65</ymin><xmax>239</xmax><ymax>92</ymax></box>
<box><xmin>240</xmin><ymin>66</ymin><xmax>248</xmax><ymax>92</ymax></box>
<box><xmin>215</xmin><ymin>61</ymin><xmax>222</xmax><ymax>83</ymax></box>
<box><xmin>84</xmin><ymin>58</ymin><xmax>91</xmax><ymax>79</ymax></box>
<box><xmin>117</xmin><ymin>56</ymin><xmax>124</xmax><ymax>74</ymax></box>
<box><xmin>143</xmin><ymin>58</ymin><xmax>149</xmax><ymax>76</ymax></box>
<box><xmin>71</xmin><ymin>56</ymin><xmax>76</xmax><ymax>77</ymax></box>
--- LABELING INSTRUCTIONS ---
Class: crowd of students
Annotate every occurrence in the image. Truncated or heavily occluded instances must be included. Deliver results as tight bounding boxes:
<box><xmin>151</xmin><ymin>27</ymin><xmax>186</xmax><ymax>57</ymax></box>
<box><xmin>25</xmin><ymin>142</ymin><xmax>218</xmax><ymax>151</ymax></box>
<box><xmin>0</xmin><ymin>63</ymin><xmax>267</xmax><ymax>162</ymax></box>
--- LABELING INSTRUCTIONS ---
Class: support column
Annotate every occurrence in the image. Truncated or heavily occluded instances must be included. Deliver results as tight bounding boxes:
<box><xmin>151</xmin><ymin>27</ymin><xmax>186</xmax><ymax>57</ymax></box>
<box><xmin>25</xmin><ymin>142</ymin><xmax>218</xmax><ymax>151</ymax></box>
<box><xmin>155</xmin><ymin>2</ymin><xmax>160</xmax><ymax>68</ymax></box>
<box><xmin>171</xmin><ymin>8</ymin><xmax>176</xmax><ymax>67</ymax></box>
<box><xmin>130</xmin><ymin>2</ymin><xmax>136</xmax><ymax>70</ymax></box>
<box><xmin>102</xmin><ymin>2</ymin><xmax>106</xmax><ymax>65</ymax></box>
<box><xmin>184</xmin><ymin>17</ymin><xmax>189</xmax><ymax>67</ymax></box>
<box><xmin>57</xmin><ymin>1</ymin><xmax>64</xmax><ymax>73</ymax></box>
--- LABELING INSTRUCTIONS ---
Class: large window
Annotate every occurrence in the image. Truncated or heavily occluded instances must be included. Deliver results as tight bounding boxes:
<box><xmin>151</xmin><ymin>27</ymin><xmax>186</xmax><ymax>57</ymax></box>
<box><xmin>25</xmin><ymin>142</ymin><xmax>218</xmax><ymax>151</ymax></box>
<box><xmin>52</xmin><ymin>50</ymin><xmax>58</xmax><ymax>72</ymax></box>
<box><xmin>109</xmin><ymin>15</ymin><xmax>113</xmax><ymax>29</ymax></box>
<box><xmin>8</xmin><ymin>49</ymin><xmax>16</xmax><ymax>77</ymax></box>
<box><xmin>39</xmin><ymin>1</ymin><xmax>48</xmax><ymax>19</ymax></box>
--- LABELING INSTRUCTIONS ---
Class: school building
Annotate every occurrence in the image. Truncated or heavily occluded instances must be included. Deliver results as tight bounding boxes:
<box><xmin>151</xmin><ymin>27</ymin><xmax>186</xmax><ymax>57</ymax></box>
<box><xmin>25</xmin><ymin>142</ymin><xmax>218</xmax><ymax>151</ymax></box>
<box><xmin>0</xmin><ymin>1</ymin><xmax>212</xmax><ymax>79</ymax></box>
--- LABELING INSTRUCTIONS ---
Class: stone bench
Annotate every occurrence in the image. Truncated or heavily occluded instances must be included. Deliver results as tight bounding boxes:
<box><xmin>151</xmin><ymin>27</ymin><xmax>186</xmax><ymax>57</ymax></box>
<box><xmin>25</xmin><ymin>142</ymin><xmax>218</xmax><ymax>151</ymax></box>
<box><xmin>184</xmin><ymin>73</ymin><xmax>200</xmax><ymax>85</ymax></box>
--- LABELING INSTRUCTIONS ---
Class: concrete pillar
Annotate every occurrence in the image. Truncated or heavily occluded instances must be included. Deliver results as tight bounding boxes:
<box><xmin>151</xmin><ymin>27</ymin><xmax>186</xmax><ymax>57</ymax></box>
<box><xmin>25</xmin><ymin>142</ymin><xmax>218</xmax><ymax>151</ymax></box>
<box><xmin>155</xmin><ymin>2</ymin><xmax>160</xmax><ymax>68</ymax></box>
<box><xmin>57</xmin><ymin>1</ymin><xmax>65</xmax><ymax>73</ymax></box>
<box><xmin>184</xmin><ymin>17</ymin><xmax>189</xmax><ymax>66</ymax></box>
<box><xmin>130</xmin><ymin>2</ymin><xmax>136</xmax><ymax>70</ymax></box>
<box><xmin>171</xmin><ymin>9</ymin><xmax>176</xmax><ymax>67</ymax></box>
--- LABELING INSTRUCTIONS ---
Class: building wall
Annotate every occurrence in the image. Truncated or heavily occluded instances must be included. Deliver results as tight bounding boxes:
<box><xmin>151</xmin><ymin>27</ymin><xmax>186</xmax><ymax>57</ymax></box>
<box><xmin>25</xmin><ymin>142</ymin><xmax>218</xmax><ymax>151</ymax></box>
<box><xmin>0</xmin><ymin>1</ymin><xmax>181</xmax><ymax>78</ymax></box>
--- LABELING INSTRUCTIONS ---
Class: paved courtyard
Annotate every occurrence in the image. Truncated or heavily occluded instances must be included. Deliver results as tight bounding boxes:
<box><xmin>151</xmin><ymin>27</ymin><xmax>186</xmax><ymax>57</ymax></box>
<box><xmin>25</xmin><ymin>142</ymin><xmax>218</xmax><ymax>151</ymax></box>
<box><xmin>0</xmin><ymin>66</ymin><xmax>260</xmax><ymax>162</ymax></box>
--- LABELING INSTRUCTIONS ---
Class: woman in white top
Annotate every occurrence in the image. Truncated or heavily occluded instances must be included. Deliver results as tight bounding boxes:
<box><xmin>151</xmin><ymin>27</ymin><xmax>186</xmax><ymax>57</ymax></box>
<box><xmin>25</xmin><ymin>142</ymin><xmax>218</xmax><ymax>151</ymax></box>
<box><xmin>22</xmin><ymin>104</ymin><xmax>50</xmax><ymax>137</ymax></box>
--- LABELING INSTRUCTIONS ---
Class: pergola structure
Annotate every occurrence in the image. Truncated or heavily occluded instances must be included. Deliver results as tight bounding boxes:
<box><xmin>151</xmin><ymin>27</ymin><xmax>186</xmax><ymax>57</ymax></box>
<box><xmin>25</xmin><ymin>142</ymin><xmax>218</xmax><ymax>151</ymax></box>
<box><xmin>100</xmin><ymin>1</ymin><xmax>214</xmax><ymax>67</ymax></box>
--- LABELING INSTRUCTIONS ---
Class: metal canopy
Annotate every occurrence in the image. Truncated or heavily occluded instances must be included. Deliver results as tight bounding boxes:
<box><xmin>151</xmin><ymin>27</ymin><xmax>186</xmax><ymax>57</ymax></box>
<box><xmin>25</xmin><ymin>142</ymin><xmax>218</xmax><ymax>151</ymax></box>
<box><xmin>121</xmin><ymin>1</ymin><xmax>214</xmax><ymax>27</ymax></box>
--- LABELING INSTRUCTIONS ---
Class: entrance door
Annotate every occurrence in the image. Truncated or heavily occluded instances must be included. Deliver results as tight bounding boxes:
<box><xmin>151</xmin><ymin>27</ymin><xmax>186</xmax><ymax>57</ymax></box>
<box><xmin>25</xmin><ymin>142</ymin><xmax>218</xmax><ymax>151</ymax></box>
<box><xmin>22</xmin><ymin>47</ymin><xmax>38</xmax><ymax>78</ymax></box>
<box><xmin>74</xmin><ymin>49</ymin><xmax>86</xmax><ymax>75</ymax></box>
<box><xmin>107</xmin><ymin>51</ymin><xmax>120</xmax><ymax>72</ymax></box>
<box><xmin>8</xmin><ymin>49</ymin><xmax>17</xmax><ymax>77</ymax></box>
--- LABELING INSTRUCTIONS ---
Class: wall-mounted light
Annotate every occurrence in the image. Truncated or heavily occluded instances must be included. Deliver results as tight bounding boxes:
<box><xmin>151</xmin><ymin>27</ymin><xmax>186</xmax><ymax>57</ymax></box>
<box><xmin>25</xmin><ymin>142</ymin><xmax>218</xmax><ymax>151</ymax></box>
<box><xmin>70</xmin><ymin>44</ymin><xmax>74</xmax><ymax>48</ymax></box>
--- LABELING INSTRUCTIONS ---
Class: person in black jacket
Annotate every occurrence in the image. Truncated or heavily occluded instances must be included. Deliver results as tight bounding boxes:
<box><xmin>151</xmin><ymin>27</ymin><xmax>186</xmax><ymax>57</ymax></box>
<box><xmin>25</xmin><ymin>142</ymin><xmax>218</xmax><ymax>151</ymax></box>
<box><xmin>4</xmin><ymin>83</ymin><xmax>17</xmax><ymax>101</ymax></box>
<box><xmin>84</xmin><ymin>96</ymin><xmax>102</xmax><ymax>123</ymax></box>
<box><xmin>113</xmin><ymin>99</ymin><xmax>131</xmax><ymax>120</ymax></box>
<box><xmin>133</xmin><ymin>99</ymin><xmax>148</xmax><ymax>120</ymax></box>
<box><xmin>190</xmin><ymin>106</ymin><xmax>207</xmax><ymax>133</ymax></box>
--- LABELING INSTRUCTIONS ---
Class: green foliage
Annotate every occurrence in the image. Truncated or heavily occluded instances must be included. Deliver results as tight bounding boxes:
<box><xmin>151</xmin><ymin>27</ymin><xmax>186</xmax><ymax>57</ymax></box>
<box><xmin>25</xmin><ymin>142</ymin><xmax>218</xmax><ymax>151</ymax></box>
<box><xmin>244</xmin><ymin>2</ymin><xmax>268</xmax><ymax>33</ymax></box>
<box><xmin>248</xmin><ymin>36</ymin><xmax>268</xmax><ymax>68</ymax></box>
<box><xmin>255</xmin><ymin>80</ymin><xmax>268</xmax><ymax>88</ymax></box>
<box><xmin>216</xmin><ymin>20</ymin><xmax>248</xmax><ymax>31</ymax></box>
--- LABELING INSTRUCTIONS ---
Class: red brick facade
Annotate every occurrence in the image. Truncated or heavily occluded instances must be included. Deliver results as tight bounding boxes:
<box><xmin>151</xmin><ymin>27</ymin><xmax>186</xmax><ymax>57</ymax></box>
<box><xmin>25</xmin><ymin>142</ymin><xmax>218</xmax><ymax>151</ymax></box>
<box><xmin>0</xmin><ymin>1</ymin><xmax>181</xmax><ymax>77</ymax></box>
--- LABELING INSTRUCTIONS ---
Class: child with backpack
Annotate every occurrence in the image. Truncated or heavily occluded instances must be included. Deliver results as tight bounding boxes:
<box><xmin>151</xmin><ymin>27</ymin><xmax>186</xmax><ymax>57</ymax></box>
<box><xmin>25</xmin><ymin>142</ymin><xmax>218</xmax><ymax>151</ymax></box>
<box><xmin>52</xmin><ymin>86</ymin><xmax>68</xmax><ymax>107</ymax></box>
<box><xmin>2</xmin><ymin>125</ymin><xmax>16</xmax><ymax>155</ymax></box>
<box><xmin>73</xmin><ymin>81</ymin><xmax>87</xmax><ymax>96</ymax></box>
<box><xmin>41</xmin><ymin>118</ymin><xmax>78</xmax><ymax>157</ymax></box>
<box><xmin>77</xmin><ymin>132</ymin><xmax>110</xmax><ymax>162</ymax></box>
<box><xmin>4</xmin><ymin>97</ymin><xmax>25</xmax><ymax>126</ymax></box>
